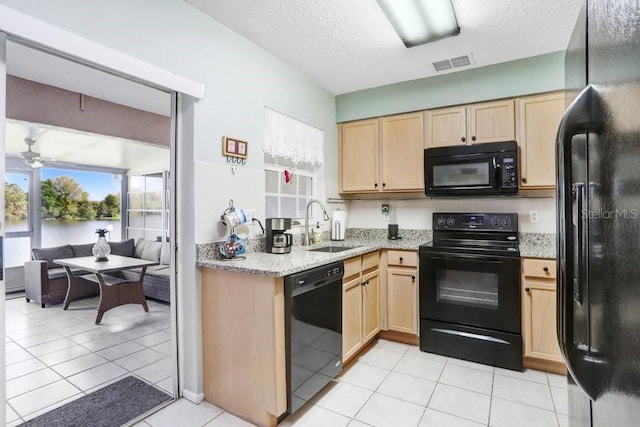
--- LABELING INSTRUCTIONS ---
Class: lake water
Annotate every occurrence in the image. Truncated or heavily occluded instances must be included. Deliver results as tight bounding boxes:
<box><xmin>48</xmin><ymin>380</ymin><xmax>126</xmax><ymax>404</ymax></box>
<box><xmin>5</xmin><ymin>219</ymin><xmax>122</xmax><ymax>268</ymax></box>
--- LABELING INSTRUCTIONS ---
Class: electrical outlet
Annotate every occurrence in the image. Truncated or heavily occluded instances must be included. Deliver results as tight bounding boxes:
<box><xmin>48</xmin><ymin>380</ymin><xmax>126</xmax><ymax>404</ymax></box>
<box><xmin>382</xmin><ymin>203</ymin><xmax>390</xmax><ymax>221</ymax></box>
<box><xmin>529</xmin><ymin>210</ymin><xmax>539</xmax><ymax>223</ymax></box>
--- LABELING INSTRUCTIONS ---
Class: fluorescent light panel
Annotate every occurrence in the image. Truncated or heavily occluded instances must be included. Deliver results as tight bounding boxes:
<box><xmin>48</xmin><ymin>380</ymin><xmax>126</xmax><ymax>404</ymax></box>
<box><xmin>377</xmin><ymin>0</ymin><xmax>460</xmax><ymax>47</ymax></box>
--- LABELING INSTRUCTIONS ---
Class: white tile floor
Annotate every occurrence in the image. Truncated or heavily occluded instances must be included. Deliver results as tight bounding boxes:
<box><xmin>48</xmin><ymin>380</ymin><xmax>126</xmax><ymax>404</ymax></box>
<box><xmin>5</xmin><ymin>295</ymin><xmax>173</xmax><ymax>426</ymax></box>
<box><xmin>137</xmin><ymin>338</ymin><xmax>569</xmax><ymax>427</ymax></box>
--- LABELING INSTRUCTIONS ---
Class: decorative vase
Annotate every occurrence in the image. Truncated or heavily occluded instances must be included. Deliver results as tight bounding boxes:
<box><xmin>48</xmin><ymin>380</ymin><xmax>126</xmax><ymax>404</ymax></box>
<box><xmin>92</xmin><ymin>229</ymin><xmax>111</xmax><ymax>261</ymax></box>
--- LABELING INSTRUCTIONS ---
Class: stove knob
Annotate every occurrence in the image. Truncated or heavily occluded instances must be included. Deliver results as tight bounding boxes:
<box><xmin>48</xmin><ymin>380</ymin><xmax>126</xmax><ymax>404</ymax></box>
<box><xmin>491</xmin><ymin>217</ymin><xmax>500</xmax><ymax>227</ymax></box>
<box><xmin>437</xmin><ymin>216</ymin><xmax>446</xmax><ymax>226</ymax></box>
<box><xmin>502</xmin><ymin>218</ymin><xmax>512</xmax><ymax>227</ymax></box>
<box><xmin>446</xmin><ymin>217</ymin><xmax>455</xmax><ymax>226</ymax></box>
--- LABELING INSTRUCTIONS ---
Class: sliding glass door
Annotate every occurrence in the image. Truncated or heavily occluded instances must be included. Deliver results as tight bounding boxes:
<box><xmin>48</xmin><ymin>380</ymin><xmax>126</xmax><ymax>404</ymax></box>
<box><xmin>4</xmin><ymin>167</ymin><xmax>38</xmax><ymax>292</ymax></box>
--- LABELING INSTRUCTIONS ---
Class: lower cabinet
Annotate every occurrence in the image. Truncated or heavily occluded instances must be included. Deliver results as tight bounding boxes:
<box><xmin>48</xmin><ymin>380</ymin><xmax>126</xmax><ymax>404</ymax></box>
<box><xmin>521</xmin><ymin>257</ymin><xmax>566</xmax><ymax>374</ymax></box>
<box><xmin>342</xmin><ymin>252</ymin><xmax>380</xmax><ymax>362</ymax></box>
<box><xmin>386</xmin><ymin>250</ymin><xmax>418</xmax><ymax>335</ymax></box>
<box><xmin>343</xmin><ymin>275</ymin><xmax>364</xmax><ymax>360</ymax></box>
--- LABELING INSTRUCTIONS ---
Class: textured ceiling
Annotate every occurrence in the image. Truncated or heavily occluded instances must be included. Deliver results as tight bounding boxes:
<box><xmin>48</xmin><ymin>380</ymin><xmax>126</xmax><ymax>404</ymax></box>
<box><xmin>185</xmin><ymin>0</ymin><xmax>584</xmax><ymax>95</ymax></box>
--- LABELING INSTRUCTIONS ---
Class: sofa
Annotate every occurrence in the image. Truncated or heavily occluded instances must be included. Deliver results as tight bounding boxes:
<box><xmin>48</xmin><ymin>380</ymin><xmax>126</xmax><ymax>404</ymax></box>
<box><xmin>24</xmin><ymin>238</ymin><xmax>171</xmax><ymax>307</ymax></box>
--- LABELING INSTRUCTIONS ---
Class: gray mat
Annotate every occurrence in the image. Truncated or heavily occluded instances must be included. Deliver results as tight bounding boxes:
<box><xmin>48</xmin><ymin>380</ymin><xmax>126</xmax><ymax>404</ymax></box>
<box><xmin>19</xmin><ymin>376</ymin><xmax>172</xmax><ymax>427</ymax></box>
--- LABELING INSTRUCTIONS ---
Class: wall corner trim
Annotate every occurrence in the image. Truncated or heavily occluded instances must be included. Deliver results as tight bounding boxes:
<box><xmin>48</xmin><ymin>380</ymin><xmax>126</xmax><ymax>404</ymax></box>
<box><xmin>182</xmin><ymin>389</ymin><xmax>204</xmax><ymax>404</ymax></box>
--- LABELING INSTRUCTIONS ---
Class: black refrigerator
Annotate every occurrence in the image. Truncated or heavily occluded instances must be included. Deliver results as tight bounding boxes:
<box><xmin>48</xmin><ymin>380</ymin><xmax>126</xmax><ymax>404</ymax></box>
<box><xmin>557</xmin><ymin>0</ymin><xmax>640</xmax><ymax>425</ymax></box>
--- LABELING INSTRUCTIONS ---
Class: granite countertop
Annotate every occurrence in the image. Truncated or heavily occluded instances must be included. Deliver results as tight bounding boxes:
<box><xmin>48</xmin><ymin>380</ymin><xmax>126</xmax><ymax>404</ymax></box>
<box><xmin>196</xmin><ymin>237</ymin><xmax>428</xmax><ymax>277</ymax></box>
<box><xmin>196</xmin><ymin>231</ymin><xmax>558</xmax><ymax>276</ymax></box>
<box><xmin>518</xmin><ymin>233</ymin><xmax>556</xmax><ymax>259</ymax></box>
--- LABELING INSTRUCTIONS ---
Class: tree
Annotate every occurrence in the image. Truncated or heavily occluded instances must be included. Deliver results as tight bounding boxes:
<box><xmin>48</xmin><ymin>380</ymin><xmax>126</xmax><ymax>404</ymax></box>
<box><xmin>5</xmin><ymin>183</ymin><xmax>28</xmax><ymax>221</ymax></box>
<box><xmin>103</xmin><ymin>193</ymin><xmax>120</xmax><ymax>217</ymax></box>
<box><xmin>41</xmin><ymin>177</ymin><xmax>89</xmax><ymax>219</ymax></box>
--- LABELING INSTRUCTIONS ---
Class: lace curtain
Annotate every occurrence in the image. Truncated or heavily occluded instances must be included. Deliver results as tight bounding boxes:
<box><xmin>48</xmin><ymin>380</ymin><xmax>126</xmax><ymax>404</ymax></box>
<box><xmin>262</xmin><ymin>108</ymin><xmax>324</xmax><ymax>165</ymax></box>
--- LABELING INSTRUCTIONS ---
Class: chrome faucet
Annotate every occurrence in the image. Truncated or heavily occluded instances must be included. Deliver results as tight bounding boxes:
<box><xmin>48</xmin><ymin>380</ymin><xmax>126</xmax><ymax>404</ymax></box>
<box><xmin>303</xmin><ymin>199</ymin><xmax>330</xmax><ymax>245</ymax></box>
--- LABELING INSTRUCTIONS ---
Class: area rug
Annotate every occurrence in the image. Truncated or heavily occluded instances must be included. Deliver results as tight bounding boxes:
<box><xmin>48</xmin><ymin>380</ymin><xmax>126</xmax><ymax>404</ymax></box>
<box><xmin>20</xmin><ymin>376</ymin><xmax>172</xmax><ymax>427</ymax></box>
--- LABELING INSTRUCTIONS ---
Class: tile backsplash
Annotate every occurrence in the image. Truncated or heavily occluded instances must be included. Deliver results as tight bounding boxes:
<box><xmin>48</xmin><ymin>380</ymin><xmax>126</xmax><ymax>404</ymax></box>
<box><xmin>347</xmin><ymin>197</ymin><xmax>556</xmax><ymax>233</ymax></box>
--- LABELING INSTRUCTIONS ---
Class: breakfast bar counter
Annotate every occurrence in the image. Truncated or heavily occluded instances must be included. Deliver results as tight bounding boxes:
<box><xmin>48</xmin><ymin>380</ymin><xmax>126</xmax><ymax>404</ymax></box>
<box><xmin>196</xmin><ymin>237</ymin><xmax>426</xmax><ymax>276</ymax></box>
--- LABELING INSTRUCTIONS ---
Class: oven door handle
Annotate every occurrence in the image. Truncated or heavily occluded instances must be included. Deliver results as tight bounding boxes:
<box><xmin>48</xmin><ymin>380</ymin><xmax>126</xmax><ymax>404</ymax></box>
<box><xmin>430</xmin><ymin>255</ymin><xmax>512</xmax><ymax>264</ymax></box>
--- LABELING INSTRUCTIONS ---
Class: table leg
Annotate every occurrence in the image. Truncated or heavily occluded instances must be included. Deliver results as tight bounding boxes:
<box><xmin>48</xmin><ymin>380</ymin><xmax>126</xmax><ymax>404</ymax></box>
<box><xmin>62</xmin><ymin>266</ymin><xmax>76</xmax><ymax>310</ymax></box>
<box><xmin>95</xmin><ymin>267</ymin><xmax>149</xmax><ymax>324</ymax></box>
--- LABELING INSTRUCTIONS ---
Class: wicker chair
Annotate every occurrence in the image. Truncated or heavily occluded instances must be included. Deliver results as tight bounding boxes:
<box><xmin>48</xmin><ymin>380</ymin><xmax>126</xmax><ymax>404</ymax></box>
<box><xmin>24</xmin><ymin>244</ymin><xmax>100</xmax><ymax>308</ymax></box>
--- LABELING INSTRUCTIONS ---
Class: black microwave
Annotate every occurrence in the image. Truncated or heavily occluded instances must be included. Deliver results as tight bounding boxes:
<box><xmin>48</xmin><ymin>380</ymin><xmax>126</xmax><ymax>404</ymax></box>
<box><xmin>424</xmin><ymin>141</ymin><xmax>518</xmax><ymax>196</ymax></box>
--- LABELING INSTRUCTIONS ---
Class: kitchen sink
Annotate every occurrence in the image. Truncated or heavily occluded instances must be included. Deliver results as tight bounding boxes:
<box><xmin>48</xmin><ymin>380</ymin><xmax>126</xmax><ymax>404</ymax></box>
<box><xmin>307</xmin><ymin>245</ymin><xmax>360</xmax><ymax>253</ymax></box>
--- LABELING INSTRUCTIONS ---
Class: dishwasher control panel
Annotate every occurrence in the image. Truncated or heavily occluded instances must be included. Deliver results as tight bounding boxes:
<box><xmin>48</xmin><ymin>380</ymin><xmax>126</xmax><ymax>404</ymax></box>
<box><xmin>286</xmin><ymin>261</ymin><xmax>345</xmax><ymax>293</ymax></box>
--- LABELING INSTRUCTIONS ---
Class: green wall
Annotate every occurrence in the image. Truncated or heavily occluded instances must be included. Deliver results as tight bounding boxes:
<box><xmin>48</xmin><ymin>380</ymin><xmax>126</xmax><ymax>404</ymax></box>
<box><xmin>336</xmin><ymin>51</ymin><xmax>565</xmax><ymax>122</ymax></box>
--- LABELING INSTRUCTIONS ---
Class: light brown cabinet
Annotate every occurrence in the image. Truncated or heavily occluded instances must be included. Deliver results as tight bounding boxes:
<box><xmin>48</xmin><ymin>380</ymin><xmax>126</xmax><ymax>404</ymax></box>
<box><xmin>339</xmin><ymin>119</ymin><xmax>379</xmax><ymax>192</ymax></box>
<box><xmin>342</xmin><ymin>252</ymin><xmax>381</xmax><ymax>362</ymax></box>
<box><xmin>339</xmin><ymin>113</ymin><xmax>423</xmax><ymax>194</ymax></box>
<box><xmin>201</xmin><ymin>269</ymin><xmax>286</xmax><ymax>427</ymax></box>
<box><xmin>521</xmin><ymin>258</ymin><xmax>566</xmax><ymax>374</ymax></box>
<box><xmin>425</xmin><ymin>100</ymin><xmax>515</xmax><ymax>148</ymax></box>
<box><xmin>380</xmin><ymin>113</ymin><xmax>424</xmax><ymax>191</ymax></box>
<box><xmin>386</xmin><ymin>250</ymin><xmax>418</xmax><ymax>335</ymax></box>
<box><xmin>516</xmin><ymin>92</ymin><xmax>565</xmax><ymax>189</ymax></box>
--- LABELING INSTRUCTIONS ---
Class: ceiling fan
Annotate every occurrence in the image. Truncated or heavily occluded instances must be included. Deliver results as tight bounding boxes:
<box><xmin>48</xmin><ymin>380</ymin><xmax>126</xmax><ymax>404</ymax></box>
<box><xmin>19</xmin><ymin>136</ymin><xmax>77</xmax><ymax>169</ymax></box>
<box><xmin>20</xmin><ymin>137</ymin><xmax>46</xmax><ymax>168</ymax></box>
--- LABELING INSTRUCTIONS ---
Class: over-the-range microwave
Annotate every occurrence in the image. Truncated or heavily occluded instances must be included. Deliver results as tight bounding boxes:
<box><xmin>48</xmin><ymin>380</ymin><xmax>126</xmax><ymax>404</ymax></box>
<box><xmin>424</xmin><ymin>141</ymin><xmax>518</xmax><ymax>197</ymax></box>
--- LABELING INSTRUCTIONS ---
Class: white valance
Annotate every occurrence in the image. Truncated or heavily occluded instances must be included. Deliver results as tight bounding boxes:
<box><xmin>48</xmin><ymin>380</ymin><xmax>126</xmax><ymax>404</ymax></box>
<box><xmin>262</xmin><ymin>108</ymin><xmax>324</xmax><ymax>165</ymax></box>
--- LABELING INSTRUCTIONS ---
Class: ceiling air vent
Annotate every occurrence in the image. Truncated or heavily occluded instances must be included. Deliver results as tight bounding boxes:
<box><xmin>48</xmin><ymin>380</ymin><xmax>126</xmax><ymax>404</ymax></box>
<box><xmin>432</xmin><ymin>54</ymin><xmax>474</xmax><ymax>72</ymax></box>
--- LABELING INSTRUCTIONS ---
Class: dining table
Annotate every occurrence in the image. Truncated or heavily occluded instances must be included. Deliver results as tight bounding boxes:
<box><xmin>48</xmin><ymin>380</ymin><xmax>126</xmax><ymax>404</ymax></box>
<box><xmin>53</xmin><ymin>255</ymin><xmax>159</xmax><ymax>324</ymax></box>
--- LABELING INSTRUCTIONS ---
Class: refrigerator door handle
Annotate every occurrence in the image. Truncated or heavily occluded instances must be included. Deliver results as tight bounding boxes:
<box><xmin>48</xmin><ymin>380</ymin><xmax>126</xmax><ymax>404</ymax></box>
<box><xmin>571</xmin><ymin>182</ymin><xmax>586</xmax><ymax>305</ymax></box>
<box><xmin>556</xmin><ymin>84</ymin><xmax>602</xmax><ymax>400</ymax></box>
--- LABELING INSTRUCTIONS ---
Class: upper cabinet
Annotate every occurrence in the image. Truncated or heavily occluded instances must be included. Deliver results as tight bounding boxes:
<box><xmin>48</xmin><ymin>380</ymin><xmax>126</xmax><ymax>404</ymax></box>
<box><xmin>424</xmin><ymin>106</ymin><xmax>467</xmax><ymax>147</ymax></box>
<box><xmin>380</xmin><ymin>113</ymin><xmax>424</xmax><ymax>192</ymax></box>
<box><xmin>339</xmin><ymin>119</ymin><xmax>379</xmax><ymax>192</ymax></box>
<box><xmin>516</xmin><ymin>92</ymin><xmax>565</xmax><ymax>189</ymax></box>
<box><xmin>339</xmin><ymin>93</ymin><xmax>563</xmax><ymax>195</ymax></box>
<box><xmin>425</xmin><ymin>100</ymin><xmax>515</xmax><ymax>148</ymax></box>
<box><xmin>339</xmin><ymin>112</ymin><xmax>423</xmax><ymax>194</ymax></box>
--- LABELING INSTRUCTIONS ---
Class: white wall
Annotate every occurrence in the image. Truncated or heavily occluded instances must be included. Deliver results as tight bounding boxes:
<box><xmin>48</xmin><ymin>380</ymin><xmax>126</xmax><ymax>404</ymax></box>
<box><xmin>347</xmin><ymin>197</ymin><xmax>557</xmax><ymax>233</ymax></box>
<box><xmin>0</xmin><ymin>0</ymin><xmax>336</xmax><ymax>403</ymax></box>
<box><xmin>0</xmin><ymin>0</ymin><xmax>337</xmax><ymax>243</ymax></box>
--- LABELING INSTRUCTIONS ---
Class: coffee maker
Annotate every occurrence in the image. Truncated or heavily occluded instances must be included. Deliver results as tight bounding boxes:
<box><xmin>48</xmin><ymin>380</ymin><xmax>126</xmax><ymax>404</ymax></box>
<box><xmin>266</xmin><ymin>218</ymin><xmax>293</xmax><ymax>254</ymax></box>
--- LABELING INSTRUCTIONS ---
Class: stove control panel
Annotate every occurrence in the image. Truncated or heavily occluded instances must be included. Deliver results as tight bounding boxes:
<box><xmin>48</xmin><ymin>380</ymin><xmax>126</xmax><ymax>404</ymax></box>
<box><xmin>433</xmin><ymin>213</ymin><xmax>518</xmax><ymax>232</ymax></box>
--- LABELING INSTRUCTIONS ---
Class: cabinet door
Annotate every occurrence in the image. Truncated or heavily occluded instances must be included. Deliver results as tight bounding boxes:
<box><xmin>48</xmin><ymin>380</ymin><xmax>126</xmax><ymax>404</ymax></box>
<box><xmin>522</xmin><ymin>279</ymin><xmax>564</xmax><ymax>362</ymax></box>
<box><xmin>517</xmin><ymin>92</ymin><xmax>565</xmax><ymax>189</ymax></box>
<box><xmin>343</xmin><ymin>275</ymin><xmax>363</xmax><ymax>361</ymax></box>
<box><xmin>380</xmin><ymin>113</ymin><xmax>424</xmax><ymax>192</ymax></box>
<box><xmin>387</xmin><ymin>268</ymin><xmax>417</xmax><ymax>334</ymax></box>
<box><xmin>425</xmin><ymin>106</ymin><xmax>467</xmax><ymax>148</ymax></box>
<box><xmin>362</xmin><ymin>270</ymin><xmax>380</xmax><ymax>343</ymax></box>
<box><xmin>468</xmin><ymin>100</ymin><xmax>515</xmax><ymax>143</ymax></box>
<box><xmin>339</xmin><ymin>119</ymin><xmax>379</xmax><ymax>192</ymax></box>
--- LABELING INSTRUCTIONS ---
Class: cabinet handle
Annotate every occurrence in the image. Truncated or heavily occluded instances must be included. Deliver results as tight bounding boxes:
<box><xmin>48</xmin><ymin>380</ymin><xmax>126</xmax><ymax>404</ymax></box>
<box><xmin>521</xmin><ymin>177</ymin><xmax>527</xmax><ymax>184</ymax></box>
<box><xmin>411</xmin><ymin>275</ymin><xmax>415</xmax><ymax>281</ymax></box>
<box><xmin>543</xmin><ymin>266</ymin><xmax>549</xmax><ymax>272</ymax></box>
<box><xmin>461</xmin><ymin>136</ymin><xmax>466</xmax><ymax>142</ymax></box>
<box><xmin>382</xmin><ymin>182</ymin><xmax>386</xmax><ymax>188</ymax></box>
<box><xmin>362</xmin><ymin>280</ymin><xmax>369</xmax><ymax>286</ymax></box>
<box><xmin>374</xmin><ymin>183</ymin><xmax>378</xmax><ymax>188</ymax></box>
<box><xmin>525</xmin><ymin>287</ymin><xmax>531</xmax><ymax>292</ymax></box>
<box><xmin>399</xmin><ymin>257</ymin><xmax>403</xmax><ymax>263</ymax></box>
<box><xmin>471</xmin><ymin>135</ymin><xmax>476</xmax><ymax>141</ymax></box>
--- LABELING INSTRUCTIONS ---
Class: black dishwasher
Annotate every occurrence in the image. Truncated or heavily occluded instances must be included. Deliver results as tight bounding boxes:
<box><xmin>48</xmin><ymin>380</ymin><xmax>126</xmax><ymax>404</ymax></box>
<box><xmin>283</xmin><ymin>261</ymin><xmax>344</xmax><ymax>417</ymax></box>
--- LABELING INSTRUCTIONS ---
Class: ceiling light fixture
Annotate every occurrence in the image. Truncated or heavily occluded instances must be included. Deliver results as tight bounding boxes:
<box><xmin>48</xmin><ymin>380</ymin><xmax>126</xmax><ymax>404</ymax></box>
<box><xmin>376</xmin><ymin>0</ymin><xmax>460</xmax><ymax>48</ymax></box>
